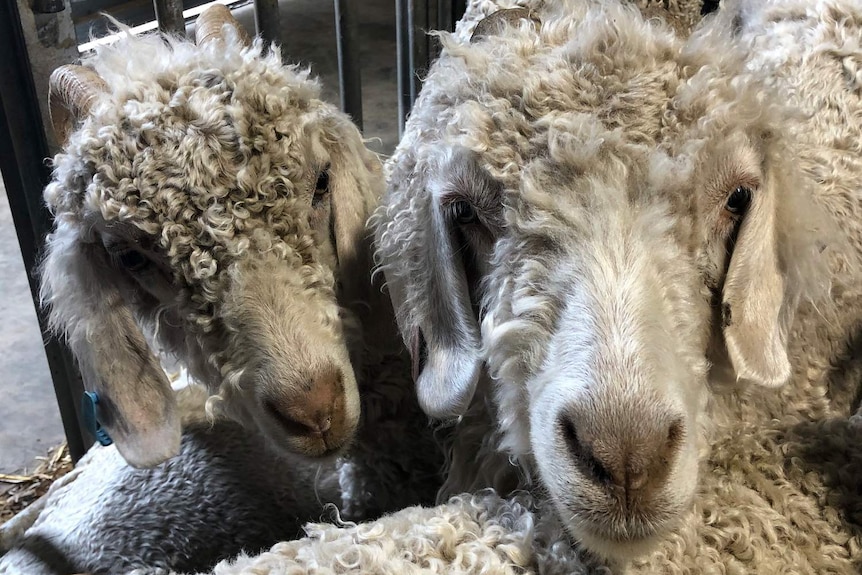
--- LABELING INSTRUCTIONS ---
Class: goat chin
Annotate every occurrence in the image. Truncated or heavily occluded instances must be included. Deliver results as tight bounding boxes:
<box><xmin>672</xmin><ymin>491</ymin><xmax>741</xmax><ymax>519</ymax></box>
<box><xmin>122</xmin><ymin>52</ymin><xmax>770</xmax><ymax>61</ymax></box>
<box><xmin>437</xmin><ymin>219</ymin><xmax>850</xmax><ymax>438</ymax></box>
<box><xmin>576</xmin><ymin>530</ymin><xmax>666</xmax><ymax>565</ymax></box>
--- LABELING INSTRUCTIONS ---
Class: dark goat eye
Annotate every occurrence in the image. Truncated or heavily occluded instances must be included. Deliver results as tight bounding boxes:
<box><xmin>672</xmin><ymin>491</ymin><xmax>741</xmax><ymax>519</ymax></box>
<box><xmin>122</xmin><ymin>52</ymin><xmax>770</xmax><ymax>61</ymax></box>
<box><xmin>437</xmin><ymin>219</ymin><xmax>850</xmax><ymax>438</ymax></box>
<box><xmin>315</xmin><ymin>171</ymin><xmax>330</xmax><ymax>192</ymax></box>
<box><xmin>118</xmin><ymin>250</ymin><xmax>148</xmax><ymax>272</ymax></box>
<box><xmin>451</xmin><ymin>200</ymin><xmax>478</xmax><ymax>225</ymax></box>
<box><xmin>313</xmin><ymin>170</ymin><xmax>330</xmax><ymax>209</ymax></box>
<box><xmin>726</xmin><ymin>186</ymin><xmax>752</xmax><ymax>215</ymax></box>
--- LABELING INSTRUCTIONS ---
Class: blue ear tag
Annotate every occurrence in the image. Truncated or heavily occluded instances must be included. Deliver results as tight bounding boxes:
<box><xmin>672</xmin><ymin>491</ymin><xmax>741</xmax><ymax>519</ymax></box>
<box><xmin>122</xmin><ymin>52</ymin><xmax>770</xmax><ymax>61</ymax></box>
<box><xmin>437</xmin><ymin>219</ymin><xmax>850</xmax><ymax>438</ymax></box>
<box><xmin>81</xmin><ymin>391</ymin><xmax>114</xmax><ymax>446</ymax></box>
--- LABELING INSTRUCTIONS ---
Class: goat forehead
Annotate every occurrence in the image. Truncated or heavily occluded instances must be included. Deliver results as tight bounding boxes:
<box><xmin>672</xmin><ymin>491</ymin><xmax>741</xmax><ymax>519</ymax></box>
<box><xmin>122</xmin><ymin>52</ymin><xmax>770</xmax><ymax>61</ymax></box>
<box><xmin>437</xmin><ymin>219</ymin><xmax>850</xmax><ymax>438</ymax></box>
<box><xmin>73</xmin><ymin>86</ymin><xmax>327</xmax><ymax>244</ymax></box>
<box><xmin>64</xmin><ymin>56</ymin><xmax>331</xmax><ymax>218</ymax></box>
<box><xmin>507</xmin><ymin>151</ymin><xmax>693</xmax><ymax>251</ymax></box>
<box><xmin>381</xmin><ymin>8</ymin><xmax>682</xmax><ymax>186</ymax></box>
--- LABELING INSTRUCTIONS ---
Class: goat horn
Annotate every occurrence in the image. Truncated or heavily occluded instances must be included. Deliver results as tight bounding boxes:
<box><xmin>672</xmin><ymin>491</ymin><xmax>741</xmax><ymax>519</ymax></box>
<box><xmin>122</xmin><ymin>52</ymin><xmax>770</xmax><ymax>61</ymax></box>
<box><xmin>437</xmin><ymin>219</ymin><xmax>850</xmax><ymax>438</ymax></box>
<box><xmin>48</xmin><ymin>64</ymin><xmax>108</xmax><ymax>147</ymax></box>
<box><xmin>195</xmin><ymin>4</ymin><xmax>251</xmax><ymax>47</ymax></box>
<box><xmin>470</xmin><ymin>7</ymin><xmax>539</xmax><ymax>43</ymax></box>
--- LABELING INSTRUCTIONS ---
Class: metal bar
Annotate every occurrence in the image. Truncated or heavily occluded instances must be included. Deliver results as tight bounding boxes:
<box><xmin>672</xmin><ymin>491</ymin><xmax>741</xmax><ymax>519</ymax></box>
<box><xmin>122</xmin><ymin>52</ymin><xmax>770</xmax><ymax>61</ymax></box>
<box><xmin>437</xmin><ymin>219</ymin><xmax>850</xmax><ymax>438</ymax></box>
<box><xmin>437</xmin><ymin>0</ymin><xmax>450</xmax><ymax>30</ymax></box>
<box><xmin>426</xmin><ymin>0</ymin><xmax>437</xmax><ymax>61</ymax></box>
<box><xmin>153</xmin><ymin>0</ymin><xmax>185</xmax><ymax>36</ymax></box>
<box><xmin>254</xmin><ymin>0</ymin><xmax>280</xmax><ymax>45</ymax></box>
<box><xmin>407</xmin><ymin>0</ymin><xmax>426</xmax><ymax>104</ymax></box>
<box><xmin>439</xmin><ymin>0</ymin><xmax>464</xmax><ymax>33</ymax></box>
<box><xmin>396</xmin><ymin>0</ymin><xmax>412</xmax><ymax>136</ymax></box>
<box><xmin>452</xmin><ymin>0</ymin><xmax>466</xmax><ymax>28</ymax></box>
<box><xmin>398</xmin><ymin>0</ymin><xmax>458</xmax><ymax>135</ymax></box>
<box><xmin>0</xmin><ymin>0</ymin><xmax>89</xmax><ymax>462</ymax></box>
<box><xmin>434</xmin><ymin>0</ymin><xmax>455</xmax><ymax>54</ymax></box>
<box><xmin>334</xmin><ymin>0</ymin><xmax>363</xmax><ymax>130</ymax></box>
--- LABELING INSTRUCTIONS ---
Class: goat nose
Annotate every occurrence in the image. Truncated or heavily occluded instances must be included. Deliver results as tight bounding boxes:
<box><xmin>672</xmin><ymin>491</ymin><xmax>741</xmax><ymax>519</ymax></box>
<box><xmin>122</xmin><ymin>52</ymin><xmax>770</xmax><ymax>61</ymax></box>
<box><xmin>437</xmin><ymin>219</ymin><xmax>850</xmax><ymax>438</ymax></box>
<box><xmin>560</xmin><ymin>411</ymin><xmax>685</xmax><ymax>501</ymax></box>
<box><xmin>264</xmin><ymin>368</ymin><xmax>343</xmax><ymax>436</ymax></box>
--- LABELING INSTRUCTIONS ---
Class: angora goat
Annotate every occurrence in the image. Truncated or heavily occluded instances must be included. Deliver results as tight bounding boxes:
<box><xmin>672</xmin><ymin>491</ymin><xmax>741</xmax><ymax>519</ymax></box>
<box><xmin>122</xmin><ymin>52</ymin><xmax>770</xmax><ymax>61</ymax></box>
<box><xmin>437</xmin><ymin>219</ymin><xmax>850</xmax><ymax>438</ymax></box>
<box><xmin>0</xmin><ymin>6</ymin><xmax>442</xmax><ymax>574</ymax></box>
<box><xmin>38</xmin><ymin>4</ymin><xmax>412</xmax><ymax>470</ymax></box>
<box><xmin>369</xmin><ymin>0</ymin><xmax>862</xmax><ymax>571</ymax></box>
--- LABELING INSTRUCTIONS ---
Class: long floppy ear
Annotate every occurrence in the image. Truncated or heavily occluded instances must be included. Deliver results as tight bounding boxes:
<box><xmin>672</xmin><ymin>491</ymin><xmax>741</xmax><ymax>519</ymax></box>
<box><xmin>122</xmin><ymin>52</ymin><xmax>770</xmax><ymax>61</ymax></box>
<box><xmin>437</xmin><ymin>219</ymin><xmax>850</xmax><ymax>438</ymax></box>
<box><xmin>380</xmin><ymin>150</ymin><xmax>487</xmax><ymax>419</ymax></box>
<box><xmin>45</xmin><ymin>64</ymin><xmax>179</xmax><ymax>467</ymax></box>
<box><xmin>40</xmin><ymin>227</ymin><xmax>181</xmax><ymax>467</ymax></box>
<box><xmin>721</xmin><ymin>169</ymin><xmax>791</xmax><ymax>387</ymax></box>
<box><xmin>415</xmin><ymin>194</ymin><xmax>484</xmax><ymax>418</ymax></box>
<box><xmin>327</xmin><ymin>126</ymin><xmax>402</xmax><ymax>353</ymax></box>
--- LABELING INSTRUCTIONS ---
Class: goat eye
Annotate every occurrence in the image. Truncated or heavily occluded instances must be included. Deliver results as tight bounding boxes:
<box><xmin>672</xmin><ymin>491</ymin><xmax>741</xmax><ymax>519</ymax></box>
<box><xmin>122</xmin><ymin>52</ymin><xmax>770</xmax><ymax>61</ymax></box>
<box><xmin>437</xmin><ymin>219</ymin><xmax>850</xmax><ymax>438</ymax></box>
<box><xmin>118</xmin><ymin>250</ymin><xmax>148</xmax><ymax>272</ymax></box>
<box><xmin>315</xmin><ymin>171</ymin><xmax>330</xmax><ymax>192</ymax></box>
<box><xmin>725</xmin><ymin>186</ymin><xmax>752</xmax><ymax>215</ymax></box>
<box><xmin>451</xmin><ymin>200</ymin><xmax>478</xmax><ymax>225</ymax></box>
<box><xmin>312</xmin><ymin>170</ymin><xmax>330</xmax><ymax>209</ymax></box>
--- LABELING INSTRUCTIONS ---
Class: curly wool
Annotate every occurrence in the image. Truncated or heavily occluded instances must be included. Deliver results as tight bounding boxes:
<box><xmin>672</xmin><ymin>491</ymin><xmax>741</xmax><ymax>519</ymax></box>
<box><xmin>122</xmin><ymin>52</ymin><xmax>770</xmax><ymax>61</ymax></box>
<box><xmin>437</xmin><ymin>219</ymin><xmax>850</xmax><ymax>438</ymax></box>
<box><xmin>41</xmin><ymin>26</ymin><xmax>345</xmax><ymax>386</ymax></box>
<box><xmin>192</xmin><ymin>416</ymin><xmax>862</xmax><ymax>575</ymax></box>
<box><xmin>198</xmin><ymin>492</ymin><xmax>603</xmax><ymax>575</ymax></box>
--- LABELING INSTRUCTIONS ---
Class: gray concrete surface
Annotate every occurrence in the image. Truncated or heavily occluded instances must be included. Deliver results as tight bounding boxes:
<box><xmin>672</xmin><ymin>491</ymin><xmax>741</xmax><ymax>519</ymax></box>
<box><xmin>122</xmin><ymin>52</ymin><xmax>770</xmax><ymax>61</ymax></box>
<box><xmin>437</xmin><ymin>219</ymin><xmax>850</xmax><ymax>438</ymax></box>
<box><xmin>0</xmin><ymin>176</ymin><xmax>64</xmax><ymax>474</ymax></box>
<box><xmin>0</xmin><ymin>0</ymin><xmax>400</xmax><ymax>474</ymax></box>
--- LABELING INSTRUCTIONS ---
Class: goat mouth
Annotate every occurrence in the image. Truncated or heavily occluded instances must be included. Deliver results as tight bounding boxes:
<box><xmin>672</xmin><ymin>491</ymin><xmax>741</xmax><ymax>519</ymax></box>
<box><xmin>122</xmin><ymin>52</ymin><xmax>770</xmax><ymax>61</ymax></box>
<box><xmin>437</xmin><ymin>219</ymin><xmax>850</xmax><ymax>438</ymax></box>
<box><xmin>257</xmin><ymin>403</ymin><xmax>355</xmax><ymax>459</ymax></box>
<box><xmin>562</xmin><ymin>507</ymin><xmax>683</xmax><ymax>561</ymax></box>
<box><xmin>562</xmin><ymin>520</ymin><xmax>660</xmax><ymax>561</ymax></box>
<box><xmin>265</xmin><ymin>427</ymin><xmax>349</xmax><ymax>459</ymax></box>
<box><xmin>580</xmin><ymin>522</ymin><xmax>660</xmax><ymax>544</ymax></box>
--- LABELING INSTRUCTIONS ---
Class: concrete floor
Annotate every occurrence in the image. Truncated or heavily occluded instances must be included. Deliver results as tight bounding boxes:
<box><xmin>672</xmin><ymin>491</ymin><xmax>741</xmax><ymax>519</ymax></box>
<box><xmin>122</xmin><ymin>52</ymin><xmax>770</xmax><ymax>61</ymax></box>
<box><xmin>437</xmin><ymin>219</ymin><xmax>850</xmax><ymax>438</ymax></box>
<box><xmin>0</xmin><ymin>177</ymin><xmax>64</xmax><ymax>474</ymax></box>
<box><xmin>0</xmin><ymin>0</ymin><xmax>400</xmax><ymax>474</ymax></box>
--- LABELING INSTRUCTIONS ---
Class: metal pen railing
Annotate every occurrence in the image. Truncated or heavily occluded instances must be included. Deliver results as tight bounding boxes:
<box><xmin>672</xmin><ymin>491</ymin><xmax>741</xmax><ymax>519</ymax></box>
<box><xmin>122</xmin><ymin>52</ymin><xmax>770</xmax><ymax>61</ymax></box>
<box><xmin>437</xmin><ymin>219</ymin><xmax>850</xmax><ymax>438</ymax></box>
<box><xmin>396</xmin><ymin>0</ymin><xmax>465</xmax><ymax>136</ymax></box>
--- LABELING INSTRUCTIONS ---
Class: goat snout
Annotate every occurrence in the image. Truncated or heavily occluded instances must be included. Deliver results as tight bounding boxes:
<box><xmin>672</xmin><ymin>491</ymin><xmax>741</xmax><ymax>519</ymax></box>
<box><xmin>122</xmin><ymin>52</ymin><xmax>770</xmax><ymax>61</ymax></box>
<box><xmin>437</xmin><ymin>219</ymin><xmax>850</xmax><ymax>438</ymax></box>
<box><xmin>559</xmin><ymin>407</ymin><xmax>685</xmax><ymax>509</ymax></box>
<box><xmin>261</xmin><ymin>365</ymin><xmax>352</xmax><ymax>456</ymax></box>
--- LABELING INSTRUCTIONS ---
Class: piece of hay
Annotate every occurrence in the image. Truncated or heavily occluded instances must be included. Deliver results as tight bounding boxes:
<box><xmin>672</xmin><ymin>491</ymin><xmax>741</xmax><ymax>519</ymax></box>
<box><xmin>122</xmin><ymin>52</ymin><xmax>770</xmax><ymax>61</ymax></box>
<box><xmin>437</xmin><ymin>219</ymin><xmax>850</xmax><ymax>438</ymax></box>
<box><xmin>0</xmin><ymin>443</ymin><xmax>72</xmax><ymax>525</ymax></box>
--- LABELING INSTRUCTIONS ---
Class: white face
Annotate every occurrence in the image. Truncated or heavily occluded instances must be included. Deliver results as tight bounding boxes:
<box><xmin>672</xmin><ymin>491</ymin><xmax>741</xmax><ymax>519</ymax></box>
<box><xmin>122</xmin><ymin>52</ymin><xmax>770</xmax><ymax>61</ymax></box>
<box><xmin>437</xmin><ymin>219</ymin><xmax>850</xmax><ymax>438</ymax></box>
<box><xmin>43</xmin><ymin>98</ymin><xmax>378</xmax><ymax>468</ymax></box>
<box><xmin>376</xmin><ymin>124</ymin><xmax>807</xmax><ymax>558</ymax></box>
<box><xmin>485</xmin><ymin>187</ymin><xmax>710</xmax><ymax>559</ymax></box>
<box><xmin>82</xmin><ymin>157</ymin><xmax>362</xmax><ymax>462</ymax></box>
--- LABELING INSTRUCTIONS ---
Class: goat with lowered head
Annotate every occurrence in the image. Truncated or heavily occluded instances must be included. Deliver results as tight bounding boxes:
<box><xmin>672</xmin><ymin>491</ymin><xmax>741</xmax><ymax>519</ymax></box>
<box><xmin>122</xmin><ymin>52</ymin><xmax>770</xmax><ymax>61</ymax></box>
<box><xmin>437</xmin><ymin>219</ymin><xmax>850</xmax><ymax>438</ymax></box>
<box><xmin>39</xmin><ymin>5</ymin><xmax>415</xmax><ymax>470</ymax></box>
<box><xmin>369</xmin><ymin>0</ymin><xmax>862</xmax><ymax>570</ymax></box>
<box><xmin>0</xmin><ymin>6</ymin><xmax>442</xmax><ymax>573</ymax></box>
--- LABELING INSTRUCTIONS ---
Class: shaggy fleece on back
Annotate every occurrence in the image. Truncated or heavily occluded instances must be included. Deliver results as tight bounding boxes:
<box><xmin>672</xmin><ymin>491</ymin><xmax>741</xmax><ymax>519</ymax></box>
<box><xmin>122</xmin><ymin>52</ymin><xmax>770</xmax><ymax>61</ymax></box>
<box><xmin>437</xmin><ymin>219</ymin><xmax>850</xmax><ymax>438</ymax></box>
<box><xmin>191</xmin><ymin>418</ymin><xmax>862</xmax><ymax>575</ymax></box>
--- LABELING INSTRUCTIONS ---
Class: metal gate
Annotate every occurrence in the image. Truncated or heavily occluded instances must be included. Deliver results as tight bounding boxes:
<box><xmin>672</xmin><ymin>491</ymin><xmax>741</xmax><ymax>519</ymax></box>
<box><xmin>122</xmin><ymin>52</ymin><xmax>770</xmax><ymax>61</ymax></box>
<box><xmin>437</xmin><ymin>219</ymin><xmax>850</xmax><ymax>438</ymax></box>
<box><xmin>0</xmin><ymin>0</ymin><xmax>465</xmax><ymax>462</ymax></box>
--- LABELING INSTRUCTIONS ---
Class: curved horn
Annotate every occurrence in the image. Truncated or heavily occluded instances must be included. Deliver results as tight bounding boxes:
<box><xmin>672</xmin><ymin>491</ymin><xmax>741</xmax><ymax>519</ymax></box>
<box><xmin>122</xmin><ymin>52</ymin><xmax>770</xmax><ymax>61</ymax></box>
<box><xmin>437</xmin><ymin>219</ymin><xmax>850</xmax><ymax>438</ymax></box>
<box><xmin>195</xmin><ymin>4</ymin><xmax>251</xmax><ymax>47</ymax></box>
<box><xmin>48</xmin><ymin>65</ymin><xmax>108</xmax><ymax>147</ymax></box>
<box><xmin>470</xmin><ymin>7</ymin><xmax>539</xmax><ymax>43</ymax></box>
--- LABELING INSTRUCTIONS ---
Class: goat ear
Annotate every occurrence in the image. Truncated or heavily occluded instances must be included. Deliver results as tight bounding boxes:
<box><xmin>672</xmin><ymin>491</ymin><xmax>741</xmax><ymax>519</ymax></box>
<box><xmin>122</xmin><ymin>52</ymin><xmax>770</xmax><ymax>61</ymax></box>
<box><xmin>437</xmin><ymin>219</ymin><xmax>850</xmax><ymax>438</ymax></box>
<box><xmin>413</xmin><ymin>196</ymin><xmax>483</xmax><ymax>418</ymax></box>
<box><xmin>381</xmin><ymin>150</ymin><xmax>488</xmax><ymax>419</ymax></box>
<box><xmin>328</xmin><ymin>130</ymin><xmax>401</xmax><ymax>352</ymax></box>
<box><xmin>380</xmin><ymin>236</ymin><xmax>483</xmax><ymax>420</ymax></box>
<box><xmin>41</xmin><ymin>234</ymin><xmax>181</xmax><ymax>467</ymax></box>
<box><xmin>721</xmin><ymin>175</ymin><xmax>791</xmax><ymax>387</ymax></box>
